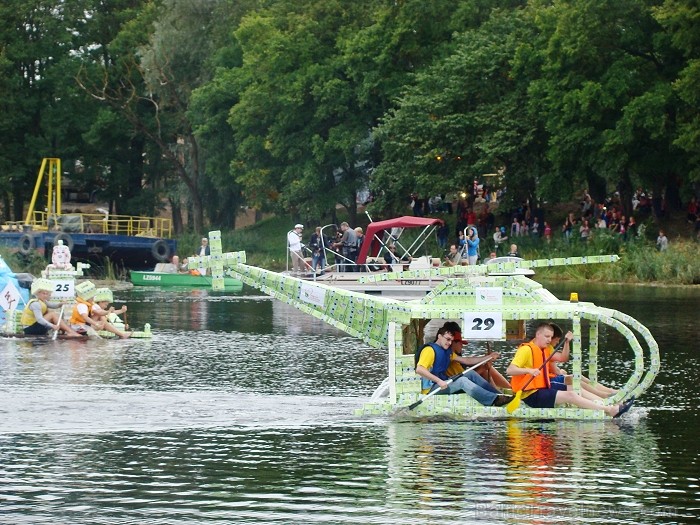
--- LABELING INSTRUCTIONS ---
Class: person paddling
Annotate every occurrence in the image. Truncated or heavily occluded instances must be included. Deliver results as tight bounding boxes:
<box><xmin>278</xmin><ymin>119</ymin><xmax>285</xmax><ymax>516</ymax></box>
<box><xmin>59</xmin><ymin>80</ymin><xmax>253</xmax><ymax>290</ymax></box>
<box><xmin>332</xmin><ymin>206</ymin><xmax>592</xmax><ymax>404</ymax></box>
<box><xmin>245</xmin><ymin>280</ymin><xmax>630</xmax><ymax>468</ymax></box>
<box><xmin>91</xmin><ymin>287</ymin><xmax>131</xmax><ymax>333</ymax></box>
<box><xmin>20</xmin><ymin>278</ymin><xmax>82</xmax><ymax>338</ymax></box>
<box><xmin>70</xmin><ymin>281</ymin><xmax>131</xmax><ymax>339</ymax></box>
<box><xmin>506</xmin><ymin>323</ymin><xmax>633</xmax><ymax>418</ymax></box>
<box><xmin>415</xmin><ymin>326</ymin><xmax>513</xmax><ymax>407</ymax></box>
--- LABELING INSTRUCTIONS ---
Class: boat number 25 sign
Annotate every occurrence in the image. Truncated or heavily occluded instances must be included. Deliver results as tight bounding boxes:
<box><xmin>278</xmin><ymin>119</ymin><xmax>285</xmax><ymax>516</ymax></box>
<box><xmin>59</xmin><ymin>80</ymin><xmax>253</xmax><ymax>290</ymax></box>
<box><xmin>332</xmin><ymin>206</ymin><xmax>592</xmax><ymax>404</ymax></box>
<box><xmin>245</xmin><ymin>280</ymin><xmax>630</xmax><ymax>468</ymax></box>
<box><xmin>51</xmin><ymin>280</ymin><xmax>75</xmax><ymax>299</ymax></box>
<box><xmin>461</xmin><ymin>312</ymin><xmax>503</xmax><ymax>340</ymax></box>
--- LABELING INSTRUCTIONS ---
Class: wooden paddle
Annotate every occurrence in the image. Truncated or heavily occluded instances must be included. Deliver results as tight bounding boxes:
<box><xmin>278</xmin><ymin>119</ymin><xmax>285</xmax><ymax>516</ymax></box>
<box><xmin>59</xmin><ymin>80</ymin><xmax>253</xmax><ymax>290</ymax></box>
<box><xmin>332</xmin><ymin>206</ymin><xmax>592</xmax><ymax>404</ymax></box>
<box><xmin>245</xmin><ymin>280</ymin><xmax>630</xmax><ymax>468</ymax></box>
<box><xmin>506</xmin><ymin>337</ymin><xmax>566</xmax><ymax>414</ymax></box>
<box><xmin>407</xmin><ymin>356</ymin><xmax>493</xmax><ymax>410</ymax></box>
<box><xmin>52</xmin><ymin>305</ymin><xmax>65</xmax><ymax>341</ymax></box>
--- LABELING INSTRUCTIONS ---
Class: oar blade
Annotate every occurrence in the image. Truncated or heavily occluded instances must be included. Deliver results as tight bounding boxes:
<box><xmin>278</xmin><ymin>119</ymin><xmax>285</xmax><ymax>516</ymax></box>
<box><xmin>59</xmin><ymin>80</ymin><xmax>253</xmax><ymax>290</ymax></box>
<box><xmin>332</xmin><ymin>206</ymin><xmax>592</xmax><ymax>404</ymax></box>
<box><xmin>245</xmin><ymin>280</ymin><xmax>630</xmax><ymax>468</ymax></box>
<box><xmin>505</xmin><ymin>391</ymin><xmax>523</xmax><ymax>414</ymax></box>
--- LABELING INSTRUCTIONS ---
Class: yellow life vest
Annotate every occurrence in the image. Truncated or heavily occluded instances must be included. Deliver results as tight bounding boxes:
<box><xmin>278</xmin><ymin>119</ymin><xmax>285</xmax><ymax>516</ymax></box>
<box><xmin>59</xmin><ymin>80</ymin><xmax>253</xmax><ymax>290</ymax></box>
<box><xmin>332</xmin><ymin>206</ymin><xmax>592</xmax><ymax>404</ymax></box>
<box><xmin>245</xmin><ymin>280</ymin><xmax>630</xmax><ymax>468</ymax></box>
<box><xmin>20</xmin><ymin>298</ymin><xmax>47</xmax><ymax>326</ymax></box>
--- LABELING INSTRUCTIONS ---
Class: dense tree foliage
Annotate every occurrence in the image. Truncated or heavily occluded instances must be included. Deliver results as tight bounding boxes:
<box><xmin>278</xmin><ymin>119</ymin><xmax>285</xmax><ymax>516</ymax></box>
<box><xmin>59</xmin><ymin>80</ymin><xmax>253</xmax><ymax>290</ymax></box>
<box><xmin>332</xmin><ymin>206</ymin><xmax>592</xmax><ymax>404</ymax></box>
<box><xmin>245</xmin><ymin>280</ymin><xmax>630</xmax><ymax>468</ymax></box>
<box><xmin>1</xmin><ymin>0</ymin><xmax>698</xmax><ymax>230</ymax></box>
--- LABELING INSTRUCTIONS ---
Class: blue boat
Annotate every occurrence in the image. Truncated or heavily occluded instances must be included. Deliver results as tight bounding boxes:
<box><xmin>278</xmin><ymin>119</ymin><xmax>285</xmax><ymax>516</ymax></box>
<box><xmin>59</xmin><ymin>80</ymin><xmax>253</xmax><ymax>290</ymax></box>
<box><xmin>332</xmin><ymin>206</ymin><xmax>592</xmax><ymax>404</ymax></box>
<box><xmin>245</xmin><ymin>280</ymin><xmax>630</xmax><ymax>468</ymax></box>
<box><xmin>0</xmin><ymin>159</ymin><xmax>176</xmax><ymax>269</ymax></box>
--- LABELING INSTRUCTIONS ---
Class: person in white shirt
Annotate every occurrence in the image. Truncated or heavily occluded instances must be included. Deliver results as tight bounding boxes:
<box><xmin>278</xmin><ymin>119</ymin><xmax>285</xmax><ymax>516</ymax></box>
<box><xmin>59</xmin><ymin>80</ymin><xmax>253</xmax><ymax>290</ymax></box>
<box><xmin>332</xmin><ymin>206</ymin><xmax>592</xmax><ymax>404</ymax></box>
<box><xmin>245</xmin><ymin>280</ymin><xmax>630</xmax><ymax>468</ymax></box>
<box><xmin>288</xmin><ymin>224</ymin><xmax>306</xmax><ymax>274</ymax></box>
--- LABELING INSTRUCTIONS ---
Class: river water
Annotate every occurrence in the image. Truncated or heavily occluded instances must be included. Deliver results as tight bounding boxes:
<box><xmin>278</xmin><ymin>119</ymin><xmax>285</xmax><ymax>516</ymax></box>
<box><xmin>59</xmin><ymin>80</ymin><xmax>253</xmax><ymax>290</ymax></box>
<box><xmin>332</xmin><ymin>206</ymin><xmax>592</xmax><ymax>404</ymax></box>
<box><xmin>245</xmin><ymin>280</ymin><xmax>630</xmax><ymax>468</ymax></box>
<box><xmin>0</xmin><ymin>283</ymin><xmax>698</xmax><ymax>524</ymax></box>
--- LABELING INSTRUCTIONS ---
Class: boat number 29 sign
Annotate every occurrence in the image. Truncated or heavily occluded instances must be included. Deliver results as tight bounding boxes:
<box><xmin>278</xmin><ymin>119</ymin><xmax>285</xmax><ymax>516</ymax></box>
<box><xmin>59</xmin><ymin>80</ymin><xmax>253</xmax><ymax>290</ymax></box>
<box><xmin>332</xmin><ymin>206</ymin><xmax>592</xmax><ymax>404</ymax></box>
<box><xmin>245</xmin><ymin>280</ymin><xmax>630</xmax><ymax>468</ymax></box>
<box><xmin>460</xmin><ymin>286</ymin><xmax>504</xmax><ymax>340</ymax></box>
<box><xmin>461</xmin><ymin>312</ymin><xmax>503</xmax><ymax>340</ymax></box>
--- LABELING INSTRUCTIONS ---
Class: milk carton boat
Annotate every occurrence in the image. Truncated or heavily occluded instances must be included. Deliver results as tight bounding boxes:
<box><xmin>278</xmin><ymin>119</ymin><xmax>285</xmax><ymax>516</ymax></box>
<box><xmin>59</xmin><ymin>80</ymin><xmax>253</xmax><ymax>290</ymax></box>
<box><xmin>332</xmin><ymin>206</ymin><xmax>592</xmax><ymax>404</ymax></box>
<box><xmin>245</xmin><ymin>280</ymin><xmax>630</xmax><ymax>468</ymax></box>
<box><xmin>193</xmin><ymin>233</ymin><xmax>658</xmax><ymax>420</ymax></box>
<box><xmin>1</xmin><ymin>241</ymin><xmax>151</xmax><ymax>339</ymax></box>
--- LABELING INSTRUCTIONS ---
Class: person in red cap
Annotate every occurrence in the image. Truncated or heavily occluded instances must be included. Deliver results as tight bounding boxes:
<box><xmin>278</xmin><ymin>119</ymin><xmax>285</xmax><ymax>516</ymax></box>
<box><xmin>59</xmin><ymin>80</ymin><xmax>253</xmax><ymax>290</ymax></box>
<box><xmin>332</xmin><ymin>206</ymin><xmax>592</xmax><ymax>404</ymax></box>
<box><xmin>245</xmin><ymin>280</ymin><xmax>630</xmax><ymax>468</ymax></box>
<box><xmin>442</xmin><ymin>322</ymin><xmax>511</xmax><ymax>390</ymax></box>
<box><xmin>415</xmin><ymin>325</ymin><xmax>513</xmax><ymax>407</ymax></box>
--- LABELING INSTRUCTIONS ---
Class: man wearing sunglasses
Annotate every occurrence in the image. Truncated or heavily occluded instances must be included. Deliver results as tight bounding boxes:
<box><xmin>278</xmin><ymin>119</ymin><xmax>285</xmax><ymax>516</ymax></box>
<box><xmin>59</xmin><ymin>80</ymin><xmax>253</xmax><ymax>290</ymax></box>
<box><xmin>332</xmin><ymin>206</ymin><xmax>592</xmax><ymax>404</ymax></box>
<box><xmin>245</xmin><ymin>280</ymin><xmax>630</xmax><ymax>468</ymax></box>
<box><xmin>416</xmin><ymin>326</ymin><xmax>513</xmax><ymax>406</ymax></box>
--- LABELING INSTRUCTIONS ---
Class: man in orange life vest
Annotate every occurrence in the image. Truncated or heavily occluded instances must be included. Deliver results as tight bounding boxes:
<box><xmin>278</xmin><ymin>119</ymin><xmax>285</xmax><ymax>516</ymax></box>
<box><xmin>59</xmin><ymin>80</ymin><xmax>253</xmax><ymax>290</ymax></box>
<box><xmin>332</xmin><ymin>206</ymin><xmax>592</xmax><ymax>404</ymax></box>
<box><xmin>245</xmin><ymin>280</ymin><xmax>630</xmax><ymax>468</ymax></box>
<box><xmin>506</xmin><ymin>322</ymin><xmax>634</xmax><ymax>418</ymax></box>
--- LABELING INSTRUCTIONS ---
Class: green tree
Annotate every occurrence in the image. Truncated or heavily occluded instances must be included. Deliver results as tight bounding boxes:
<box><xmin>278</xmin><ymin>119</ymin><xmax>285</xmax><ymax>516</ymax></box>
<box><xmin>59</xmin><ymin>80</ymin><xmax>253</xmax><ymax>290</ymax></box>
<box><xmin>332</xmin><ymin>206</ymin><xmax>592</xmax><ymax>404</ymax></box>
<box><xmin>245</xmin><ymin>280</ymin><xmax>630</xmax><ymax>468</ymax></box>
<box><xmin>525</xmin><ymin>0</ymin><xmax>686</xmax><ymax>214</ymax></box>
<box><xmin>227</xmin><ymin>0</ymin><xmax>373</xmax><ymax>225</ymax></box>
<box><xmin>655</xmin><ymin>0</ymin><xmax>700</xmax><ymax>185</ymax></box>
<box><xmin>373</xmin><ymin>6</ymin><xmax>540</xmax><ymax>214</ymax></box>
<box><xmin>0</xmin><ymin>0</ymin><xmax>103</xmax><ymax>221</ymax></box>
<box><xmin>189</xmin><ymin>0</ymin><xmax>260</xmax><ymax>229</ymax></box>
<box><xmin>78</xmin><ymin>0</ymin><xmax>225</xmax><ymax>233</ymax></box>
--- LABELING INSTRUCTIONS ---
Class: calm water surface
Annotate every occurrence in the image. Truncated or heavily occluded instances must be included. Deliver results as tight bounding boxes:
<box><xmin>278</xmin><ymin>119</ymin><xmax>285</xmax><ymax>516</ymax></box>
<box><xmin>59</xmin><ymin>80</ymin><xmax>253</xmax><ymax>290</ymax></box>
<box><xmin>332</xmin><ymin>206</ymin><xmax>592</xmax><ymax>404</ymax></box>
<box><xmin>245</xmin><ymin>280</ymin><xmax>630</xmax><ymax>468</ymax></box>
<box><xmin>0</xmin><ymin>283</ymin><xmax>698</xmax><ymax>524</ymax></box>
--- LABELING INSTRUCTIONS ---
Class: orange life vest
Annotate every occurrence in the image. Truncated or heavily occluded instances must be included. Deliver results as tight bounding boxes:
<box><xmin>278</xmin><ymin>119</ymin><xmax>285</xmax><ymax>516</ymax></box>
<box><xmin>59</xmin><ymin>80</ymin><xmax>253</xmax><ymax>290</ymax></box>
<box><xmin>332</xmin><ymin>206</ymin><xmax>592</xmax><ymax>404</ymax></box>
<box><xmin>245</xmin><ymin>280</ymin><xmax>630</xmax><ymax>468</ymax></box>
<box><xmin>69</xmin><ymin>297</ymin><xmax>93</xmax><ymax>325</ymax></box>
<box><xmin>511</xmin><ymin>340</ymin><xmax>551</xmax><ymax>392</ymax></box>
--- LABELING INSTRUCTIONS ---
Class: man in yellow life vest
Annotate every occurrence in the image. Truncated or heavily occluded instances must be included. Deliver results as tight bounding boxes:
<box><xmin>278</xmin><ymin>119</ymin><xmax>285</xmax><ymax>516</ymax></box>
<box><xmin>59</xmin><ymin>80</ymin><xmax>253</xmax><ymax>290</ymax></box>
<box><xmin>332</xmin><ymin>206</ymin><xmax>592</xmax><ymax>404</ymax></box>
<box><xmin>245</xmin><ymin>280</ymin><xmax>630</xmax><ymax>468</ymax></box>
<box><xmin>20</xmin><ymin>278</ymin><xmax>82</xmax><ymax>337</ymax></box>
<box><xmin>416</xmin><ymin>326</ymin><xmax>513</xmax><ymax>407</ymax></box>
<box><xmin>506</xmin><ymin>323</ymin><xmax>633</xmax><ymax>418</ymax></box>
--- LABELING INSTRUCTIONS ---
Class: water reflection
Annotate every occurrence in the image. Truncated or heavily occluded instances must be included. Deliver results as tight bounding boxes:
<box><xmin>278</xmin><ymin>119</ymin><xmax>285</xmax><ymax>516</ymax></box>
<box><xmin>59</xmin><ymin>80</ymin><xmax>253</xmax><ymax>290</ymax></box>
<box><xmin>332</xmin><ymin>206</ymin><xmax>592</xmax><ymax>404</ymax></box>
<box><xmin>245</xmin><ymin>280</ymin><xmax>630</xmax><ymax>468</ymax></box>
<box><xmin>384</xmin><ymin>419</ymin><xmax>689</xmax><ymax>524</ymax></box>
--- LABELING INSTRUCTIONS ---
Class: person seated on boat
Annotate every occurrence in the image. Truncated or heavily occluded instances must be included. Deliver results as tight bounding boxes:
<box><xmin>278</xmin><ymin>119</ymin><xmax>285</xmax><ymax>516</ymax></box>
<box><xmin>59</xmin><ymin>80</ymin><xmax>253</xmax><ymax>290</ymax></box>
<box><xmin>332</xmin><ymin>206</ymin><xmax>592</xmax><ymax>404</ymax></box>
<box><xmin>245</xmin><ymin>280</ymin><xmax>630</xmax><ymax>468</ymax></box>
<box><xmin>20</xmin><ymin>278</ymin><xmax>83</xmax><ymax>338</ymax></box>
<box><xmin>179</xmin><ymin>257</ymin><xmax>189</xmax><ymax>273</ymax></box>
<box><xmin>507</xmin><ymin>244</ymin><xmax>521</xmax><ymax>258</ymax></box>
<box><xmin>506</xmin><ymin>323</ymin><xmax>633</xmax><ymax>418</ymax></box>
<box><xmin>158</xmin><ymin>255</ymin><xmax>180</xmax><ymax>274</ymax></box>
<box><xmin>440</xmin><ymin>321</ymin><xmax>512</xmax><ymax>391</ymax></box>
<box><xmin>484</xmin><ymin>251</ymin><xmax>498</xmax><ymax>264</ymax></box>
<box><xmin>70</xmin><ymin>281</ymin><xmax>131</xmax><ymax>339</ymax></box>
<box><xmin>46</xmin><ymin>239</ymin><xmax>74</xmax><ymax>271</ymax></box>
<box><xmin>415</xmin><ymin>326</ymin><xmax>513</xmax><ymax>407</ymax></box>
<box><xmin>382</xmin><ymin>244</ymin><xmax>411</xmax><ymax>270</ymax></box>
<box><xmin>547</xmin><ymin>323</ymin><xmax>618</xmax><ymax>400</ymax></box>
<box><xmin>443</xmin><ymin>244</ymin><xmax>462</xmax><ymax>267</ymax></box>
<box><xmin>91</xmin><ymin>288</ymin><xmax>130</xmax><ymax>331</ymax></box>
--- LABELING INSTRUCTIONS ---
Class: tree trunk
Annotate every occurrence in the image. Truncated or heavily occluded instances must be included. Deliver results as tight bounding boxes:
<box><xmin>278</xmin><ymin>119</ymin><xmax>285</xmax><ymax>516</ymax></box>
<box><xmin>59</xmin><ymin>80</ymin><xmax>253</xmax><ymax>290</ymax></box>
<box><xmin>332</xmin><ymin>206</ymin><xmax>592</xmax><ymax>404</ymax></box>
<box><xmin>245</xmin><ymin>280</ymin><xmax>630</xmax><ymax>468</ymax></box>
<box><xmin>347</xmin><ymin>195</ymin><xmax>358</xmax><ymax>226</ymax></box>
<box><xmin>170</xmin><ymin>196</ymin><xmax>183</xmax><ymax>234</ymax></box>
<box><xmin>617</xmin><ymin>171</ymin><xmax>633</xmax><ymax>217</ymax></box>
<box><xmin>586</xmin><ymin>173</ymin><xmax>607</xmax><ymax>206</ymax></box>
<box><xmin>665</xmin><ymin>174</ymin><xmax>682</xmax><ymax>214</ymax></box>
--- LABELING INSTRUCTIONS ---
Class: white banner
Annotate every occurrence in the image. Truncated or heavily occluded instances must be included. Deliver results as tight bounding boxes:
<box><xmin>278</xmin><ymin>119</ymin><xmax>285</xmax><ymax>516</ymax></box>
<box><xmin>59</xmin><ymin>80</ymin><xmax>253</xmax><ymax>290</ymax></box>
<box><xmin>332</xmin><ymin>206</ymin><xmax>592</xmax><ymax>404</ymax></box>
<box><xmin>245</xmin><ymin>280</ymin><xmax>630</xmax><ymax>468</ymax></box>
<box><xmin>462</xmin><ymin>311</ymin><xmax>504</xmax><ymax>340</ymax></box>
<box><xmin>299</xmin><ymin>282</ymin><xmax>326</xmax><ymax>308</ymax></box>
<box><xmin>0</xmin><ymin>281</ymin><xmax>22</xmax><ymax>311</ymax></box>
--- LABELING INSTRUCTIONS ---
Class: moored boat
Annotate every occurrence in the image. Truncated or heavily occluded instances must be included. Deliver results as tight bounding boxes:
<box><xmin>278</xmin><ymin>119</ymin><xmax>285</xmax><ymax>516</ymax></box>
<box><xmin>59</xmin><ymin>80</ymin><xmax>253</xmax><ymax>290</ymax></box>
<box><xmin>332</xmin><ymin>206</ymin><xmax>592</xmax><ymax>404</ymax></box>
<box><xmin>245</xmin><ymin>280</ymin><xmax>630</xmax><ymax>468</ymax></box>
<box><xmin>130</xmin><ymin>270</ymin><xmax>243</xmax><ymax>290</ymax></box>
<box><xmin>0</xmin><ymin>158</ymin><xmax>176</xmax><ymax>269</ymax></box>
<box><xmin>192</xmin><ymin>237</ymin><xmax>658</xmax><ymax>421</ymax></box>
<box><xmin>286</xmin><ymin>217</ymin><xmax>534</xmax><ymax>298</ymax></box>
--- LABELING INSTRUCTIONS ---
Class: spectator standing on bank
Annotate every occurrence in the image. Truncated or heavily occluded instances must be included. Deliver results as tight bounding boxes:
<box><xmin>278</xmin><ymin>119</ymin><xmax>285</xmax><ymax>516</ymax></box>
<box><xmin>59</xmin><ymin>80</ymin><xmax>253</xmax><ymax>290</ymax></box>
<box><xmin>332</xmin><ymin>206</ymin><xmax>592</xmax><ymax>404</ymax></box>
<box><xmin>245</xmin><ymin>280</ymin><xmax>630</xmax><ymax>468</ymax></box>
<box><xmin>656</xmin><ymin>230</ymin><xmax>669</xmax><ymax>251</ymax></box>
<box><xmin>544</xmin><ymin>221</ymin><xmax>552</xmax><ymax>243</ymax></box>
<box><xmin>493</xmin><ymin>227</ymin><xmax>508</xmax><ymax>254</ymax></box>
<box><xmin>580</xmin><ymin>220</ymin><xmax>591</xmax><ymax>242</ymax></box>
<box><xmin>686</xmin><ymin>196</ymin><xmax>698</xmax><ymax>223</ymax></box>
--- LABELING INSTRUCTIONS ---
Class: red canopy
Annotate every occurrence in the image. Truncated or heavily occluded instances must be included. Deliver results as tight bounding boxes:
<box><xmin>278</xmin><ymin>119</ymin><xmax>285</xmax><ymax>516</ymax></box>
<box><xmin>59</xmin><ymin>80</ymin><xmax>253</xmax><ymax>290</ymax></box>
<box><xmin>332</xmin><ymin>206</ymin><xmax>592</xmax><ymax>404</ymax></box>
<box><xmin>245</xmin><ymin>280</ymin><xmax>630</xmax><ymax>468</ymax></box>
<box><xmin>356</xmin><ymin>216</ymin><xmax>444</xmax><ymax>264</ymax></box>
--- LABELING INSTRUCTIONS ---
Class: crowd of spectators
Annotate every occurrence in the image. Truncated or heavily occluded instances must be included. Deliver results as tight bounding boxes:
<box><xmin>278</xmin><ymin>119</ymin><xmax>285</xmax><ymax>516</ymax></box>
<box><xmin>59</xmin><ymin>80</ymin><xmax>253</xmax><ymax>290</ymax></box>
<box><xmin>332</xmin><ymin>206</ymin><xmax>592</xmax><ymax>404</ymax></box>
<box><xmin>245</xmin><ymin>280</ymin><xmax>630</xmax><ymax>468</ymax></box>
<box><xmin>407</xmin><ymin>183</ymin><xmax>700</xmax><ymax>261</ymax></box>
<box><xmin>291</xmin><ymin>183</ymin><xmax>697</xmax><ymax>274</ymax></box>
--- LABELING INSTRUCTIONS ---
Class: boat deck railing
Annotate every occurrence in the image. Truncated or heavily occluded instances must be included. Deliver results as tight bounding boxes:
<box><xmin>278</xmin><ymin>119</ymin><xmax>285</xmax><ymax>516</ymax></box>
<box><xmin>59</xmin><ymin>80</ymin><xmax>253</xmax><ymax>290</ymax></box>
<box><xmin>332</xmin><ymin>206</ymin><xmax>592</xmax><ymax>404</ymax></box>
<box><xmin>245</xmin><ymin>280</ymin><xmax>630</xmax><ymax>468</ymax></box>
<box><xmin>4</xmin><ymin>211</ymin><xmax>172</xmax><ymax>238</ymax></box>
